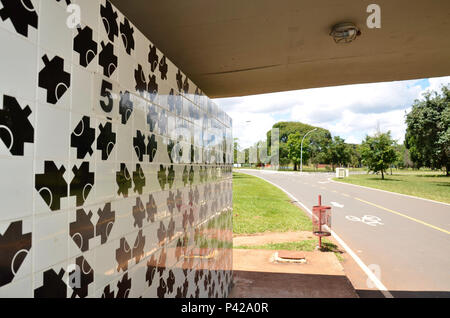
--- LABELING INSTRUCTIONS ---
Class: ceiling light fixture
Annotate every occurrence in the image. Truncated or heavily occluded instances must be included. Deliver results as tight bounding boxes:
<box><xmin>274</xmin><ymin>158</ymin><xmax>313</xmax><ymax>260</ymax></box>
<box><xmin>330</xmin><ymin>22</ymin><xmax>361</xmax><ymax>44</ymax></box>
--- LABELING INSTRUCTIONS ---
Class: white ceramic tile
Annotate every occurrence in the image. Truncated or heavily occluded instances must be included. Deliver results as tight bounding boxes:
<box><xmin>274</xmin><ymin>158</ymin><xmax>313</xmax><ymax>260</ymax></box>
<box><xmin>39</xmin><ymin>0</ymin><xmax>74</xmax><ymax>62</ymax></box>
<box><xmin>0</xmin><ymin>28</ymin><xmax>37</xmax><ymax>102</ymax></box>
<box><xmin>34</xmin><ymin>211</ymin><xmax>69</xmax><ymax>271</ymax></box>
<box><xmin>73</xmin><ymin>0</ymin><xmax>101</xmax><ymax>34</ymax></box>
<box><xmin>116</xmin><ymin>123</ymin><xmax>132</xmax><ymax>163</ymax></box>
<box><xmin>71</xmin><ymin>64</ymin><xmax>94</xmax><ymax>115</ymax></box>
<box><xmin>93</xmin><ymin>73</ymin><xmax>120</xmax><ymax>121</ymax></box>
<box><xmin>0</xmin><ymin>157</ymin><xmax>33</xmax><ymax>220</ymax></box>
<box><xmin>0</xmin><ymin>275</ymin><xmax>32</xmax><ymax>298</ymax></box>
<box><xmin>94</xmin><ymin>161</ymin><xmax>116</xmax><ymax>203</ymax></box>
<box><xmin>35</xmin><ymin>102</ymin><xmax>70</xmax><ymax>160</ymax></box>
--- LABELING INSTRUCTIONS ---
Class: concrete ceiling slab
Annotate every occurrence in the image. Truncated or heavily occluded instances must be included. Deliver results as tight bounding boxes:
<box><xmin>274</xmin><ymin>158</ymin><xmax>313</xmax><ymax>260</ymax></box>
<box><xmin>111</xmin><ymin>0</ymin><xmax>450</xmax><ymax>98</ymax></box>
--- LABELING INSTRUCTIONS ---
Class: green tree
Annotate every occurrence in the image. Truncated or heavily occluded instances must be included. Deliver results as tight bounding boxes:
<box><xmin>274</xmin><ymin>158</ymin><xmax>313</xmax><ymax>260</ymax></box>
<box><xmin>267</xmin><ymin>122</ymin><xmax>332</xmax><ymax>169</ymax></box>
<box><xmin>360</xmin><ymin>131</ymin><xmax>398</xmax><ymax>180</ymax></box>
<box><xmin>348</xmin><ymin>144</ymin><xmax>362</xmax><ymax>168</ymax></box>
<box><xmin>327</xmin><ymin>136</ymin><xmax>352</xmax><ymax>168</ymax></box>
<box><xmin>233</xmin><ymin>138</ymin><xmax>240</xmax><ymax>164</ymax></box>
<box><xmin>287</xmin><ymin>132</ymin><xmax>311</xmax><ymax>171</ymax></box>
<box><xmin>405</xmin><ymin>85</ymin><xmax>450</xmax><ymax>175</ymax></box>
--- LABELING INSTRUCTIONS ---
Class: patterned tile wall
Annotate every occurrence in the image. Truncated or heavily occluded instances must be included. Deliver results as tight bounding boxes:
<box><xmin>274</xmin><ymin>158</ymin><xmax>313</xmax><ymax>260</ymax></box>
<box><xmin>0</xmin><ymin>0</ymin><xmax>233</xmax><ymax>298</ymax></box>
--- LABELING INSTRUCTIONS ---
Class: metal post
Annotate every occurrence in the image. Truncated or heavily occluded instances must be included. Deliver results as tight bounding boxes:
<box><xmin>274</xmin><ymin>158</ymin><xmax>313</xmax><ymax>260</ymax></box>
<box><xmin>318</xmin><ymin>195</ymin><xmax>322</xmax><ymax>248</ymax></box>
<box><xmin>300</xmin><ymin>128</ymin><xmax>317</xmax><ymax>173</ymax></box>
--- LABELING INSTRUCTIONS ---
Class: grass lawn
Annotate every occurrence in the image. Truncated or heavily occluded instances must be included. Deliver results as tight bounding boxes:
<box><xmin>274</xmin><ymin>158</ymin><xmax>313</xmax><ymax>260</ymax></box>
<box><xmin>233</xmin><ymin>172</ymin><xmax>312</xmax><ymax>235</ymax></box>
<box><xmin>333</xmin><ymin>173</ymin><xmax>450</xmax><ymax>204</ymax></box>
<box><xmin>234</xmin><ymin>240</ymin><xmax>343</xmax><ymax>261</ymax></box>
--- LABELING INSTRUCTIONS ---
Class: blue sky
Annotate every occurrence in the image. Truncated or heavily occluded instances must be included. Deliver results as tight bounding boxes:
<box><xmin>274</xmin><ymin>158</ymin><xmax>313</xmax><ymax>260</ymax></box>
<box><xmin>213</xmin><ymin>76</ymin><xmax>450</xmax><ymax>148</ymax></box>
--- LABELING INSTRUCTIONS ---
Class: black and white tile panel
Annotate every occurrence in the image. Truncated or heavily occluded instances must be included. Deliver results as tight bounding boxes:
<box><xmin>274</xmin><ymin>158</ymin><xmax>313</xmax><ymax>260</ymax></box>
<box><xmin>0</xmin><ymin>0</ymin><xmax>232</xmax><ymax>298</ymax></box>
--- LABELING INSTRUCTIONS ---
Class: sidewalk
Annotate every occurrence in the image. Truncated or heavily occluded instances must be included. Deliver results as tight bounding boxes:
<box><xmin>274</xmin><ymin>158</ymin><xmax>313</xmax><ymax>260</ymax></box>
<box><xmin>229</xmin><ymin>233</ymin><xmax>359</xmax><ymax>298</ymax></box>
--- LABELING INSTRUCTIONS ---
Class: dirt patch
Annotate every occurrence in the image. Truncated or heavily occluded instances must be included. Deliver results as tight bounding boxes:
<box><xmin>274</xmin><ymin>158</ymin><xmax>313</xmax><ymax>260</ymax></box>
<box><xmin>233</xmin><ymin>231</ymin><xmax>315</xmax><ymax>246</ymax></box>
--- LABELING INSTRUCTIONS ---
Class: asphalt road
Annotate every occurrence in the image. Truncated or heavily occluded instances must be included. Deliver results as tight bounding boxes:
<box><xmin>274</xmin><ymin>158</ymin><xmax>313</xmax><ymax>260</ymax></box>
<box><xmin>238</xmin><ymin>169</ymin><xmax>450</xmax><ymax>298</ymax></box>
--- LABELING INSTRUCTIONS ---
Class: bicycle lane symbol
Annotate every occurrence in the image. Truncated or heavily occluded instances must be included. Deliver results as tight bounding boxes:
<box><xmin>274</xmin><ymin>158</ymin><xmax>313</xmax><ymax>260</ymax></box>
<box><xmin>345</xmin><ymin>215</ymin><xmax>384</xmax><ymax>227</ymax></box>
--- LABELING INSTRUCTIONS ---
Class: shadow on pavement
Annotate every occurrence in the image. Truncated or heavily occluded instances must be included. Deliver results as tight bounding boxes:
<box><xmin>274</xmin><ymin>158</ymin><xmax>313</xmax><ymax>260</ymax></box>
<box><xmin>229</xmin><ymin>270</ymin><xmax>358</xmax><ymax>298</ymax></box>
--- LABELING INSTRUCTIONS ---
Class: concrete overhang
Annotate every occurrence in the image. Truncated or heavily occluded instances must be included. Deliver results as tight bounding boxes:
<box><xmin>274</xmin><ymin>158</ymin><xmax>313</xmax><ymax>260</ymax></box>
<box><xmin>111</xmin><ymin>0</ymin><xmax>450</xmax><ymax>98</ymax></box>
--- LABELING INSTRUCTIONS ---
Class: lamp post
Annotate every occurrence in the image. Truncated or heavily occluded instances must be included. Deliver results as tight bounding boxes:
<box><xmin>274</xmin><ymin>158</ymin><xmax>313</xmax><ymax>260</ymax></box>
<box><xmin>300</xmin><ymin>128</ymin><xmax>317</xmax><ymax>173</ymax></box>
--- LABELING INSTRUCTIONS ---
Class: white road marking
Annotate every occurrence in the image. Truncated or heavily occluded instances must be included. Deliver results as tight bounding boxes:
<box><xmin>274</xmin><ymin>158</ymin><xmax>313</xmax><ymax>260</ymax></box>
<box><xmin>331</xmin><ymin>202</ymin><xmax>344</xmax><ymax>208</ymax></box>
<box><xmin>241</xmin><ymin>172</ymin><xmax>393</xmax><ymax>298</ymax></box>
<box><xmin>346</xmin><ymin>215</ymin><xmax>384</xmax><ymax>227</ymax></box>
<box><xmin>328</xmin><ymin>177</ymin><xmax>450</xmax><ymax>207</ymax></box>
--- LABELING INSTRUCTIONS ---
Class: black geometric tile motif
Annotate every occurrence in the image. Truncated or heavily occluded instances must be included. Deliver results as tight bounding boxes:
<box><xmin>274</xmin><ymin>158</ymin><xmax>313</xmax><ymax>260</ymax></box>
<box><xmin>133</xmin><ymin>130</ymin><xmax>145</xmax><ymax>162</ymax></box>
<box><xmin>132</xmin><ymin>230</ymin><xmax>145</xmax><ymax>263</ymax></box>
<box><xmin>56</xmin><ymin>0</ymin><xmax>71</xmax><ymax>6</ymax></box>
<box><xmin>167</xmin><ymin>218</ymin><xmax>175</xmax><ymax>239</ymax></box>
<box><xmin>119</xmin><ymin>90</ymin><xmax>133</xmax><ymax>124</ymax></box>
<box><xmin>147</xmin><ymin>75</ymin><xmax>158</xmax><ymax>102</ymax></box>
<box><xmin>38</xmin><ymin>55</ymin><xmax>71</xmax><ymax>104</ymax></box>
<box><xmin>132</xmin><ymin>197</ymin><xmax>145</xmax><ymax>228</ymax></box>
<box><xmin>71</xmin><ymin>116</ymin><xmax>95</xmax><ymax>159</ymax></box>
<box><xmin>176</xmin><ymin>70</ymin><xmax>183</xmax><ymax>92</ymax></box>
<box><xmin>167</xmin><ymin>165</ymin><xmax>175</xmax><ymax>189</ymax></box>
<box><xmin>167</xmin><ymin>270</ymin><xmax>175</xmax><ymax>294</ymax></box>
<box><xmin>167</xmin><ymin>89</ymin><xmax>176</xmax><ymax>113</ymax></box>
<box><xmin>145</xmin><ymin>255</ymin><xmax>157</xmax><ymax>287</ymax></box>
<box><xmin>146</xmin><ymin>104</ymin><xmax>158</xmax><ymax>132</ymax></box>
<box><xmin>147</xmin><ymin>134</ymin><xmax>157</xmax><ymax>162</ymax></box>
<box><xmin>34</xmin><ymin>269</ymin><xmax>66</xmax><ymax>298</ymax></box>
<box><xmin>116</xmin><ymin>237</ymin><xmax>131</xmax><ymax>272</ymax></box>
<box><xmin>0</xmin><ymin>0</ymin><xmax>38</xmax><ymax>37</ymax></box>
<box><xmin>166</xmin><ymin>191</ymin><xmax>175</xmax><ymax>215</ymax></box>
<box><xmin>176</xmin><ymin>279</ymin><xmax>189</xmax><ymax>298</ymax></box>
<box><xmin>148</xmin><ymin>44</ymin><xmax>158</xmax><ymax>72</ymax></box>
<box><xmin>175</xmin><ymin>189</ymin><xmax>183</xmax><ymax>212</ymax></box>
<box><xmin>183</xmin><ymin>77</ymin><xmax>189</xmax><ymax>94</ymax></box>
<box><xmin>35</xmin><ymin>161</ymin><xmax>68</xmax><ymax>211</ymax></box>
<box><xmin>69</xmin><ymin>208</ymin><xmax>94</xmax><ymax>252</ymax></box>
<box><xmin>132</xmin><ymin>164</ymin><xmax>145</xmax><ymax>195</ymax></box>
<box><xmin>134</xmin><ymin>64</ymin><xmax>147</xmax><ymax>97</ymax></box>
<box><xmin>157</xmin><ymin>277</ymin><xmax>166</xmax><ymax>298</ymax></box>
<box><xmin>120</xmin><ymin>17</ymin><xmax>134</xmax><ymax>55</ymax></box>
<box><xmin>0</xmin><ymin>221</ymin><xmax>31</xmax><ymax>287</ymax></box>
<box><xmin>116</xmin><ymin>273</ymin><xmax>131</xmax><ymax>298</ymax></box>
<box><xmin>157</xmin><ymin>249</ymin><xmax>166</xmax><ymax>276</ymax></box>
<box><xmin>70</xmin><ymin>256</ymin><xmax>93</xmax><ymax>298</ymax></box>
<box><xmin>100</xmin><ymin>0</ymin><xmax>118</xmax><ymax>42</ymax></box>
<box><xmin>167</xmin><ymin>140</ymin><xmax>182</xmax><ymax>164</ymax></box>
<box><xmin>159</xmin><ymin>55</ymin><xmax>168</xmax><ymax>80</ymax></box>
<box><xmin>157</xmin><ymin>221</ymin><xmax>166</xmax><ymax>245</ymax></box>
<box><xmin>96</xmin><ymin>202</ymin><xmax>115</xmax><ymax>244</ymax></box>
<box><xmin>182</xmin><ymin>166</ymin><xmax>189</xmax><ymax>187</ymax></box>
<box><xmin>0</xmin><ymin>95</ymin><xmax>34</xmax><ymax>156</ymax></box>
<box><xmin>157</xmin><ymin>165</ymin><xmax>167</xmax><ymax>190</ymax></box>
<box><xmin>69</xmin><ymin>162</ymin><xmax>94</xmax><ymax>207</ymax></box>
<box><xmin>101</xmin><ymin>285</ymin><xmax>115</xmax><ymax>298</ymax></box>
<box><xmin>73</xmin><ymin>26</ymin><xmax>98</xmax><ymax>67</ymax></box>
<box><xmin>97</xmin><ymin>121</ymin><xmax>116</xmax><ymax>160</ymax></box>
<box><xmin>146</xmin><ymin>194</ymin><xmax>157</xmax><ymax>222</ymax></box>
<box><xmin>99</xmin><ymin>41</ymin><xmax>117</xmax><ymax>77</ymax></box>
<box><xmin>116</xmin><ymin>163</ymin><xmax>132</xmax><ymax>197</ymax></box>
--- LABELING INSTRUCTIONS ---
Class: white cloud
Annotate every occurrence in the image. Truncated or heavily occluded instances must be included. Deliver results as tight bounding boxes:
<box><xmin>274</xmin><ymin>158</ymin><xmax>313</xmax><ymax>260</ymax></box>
<box><xmin>214</xmin><ymin>76</ymin><xmax>450</xmax><ymax>146</ymax></box>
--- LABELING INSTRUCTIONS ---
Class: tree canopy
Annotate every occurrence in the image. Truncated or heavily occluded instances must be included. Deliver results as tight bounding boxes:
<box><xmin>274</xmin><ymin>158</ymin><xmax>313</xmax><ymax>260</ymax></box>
<box><xmin>360</xmin><ymin>131</ymin><xmax>398</xmax><ymax>179</ymax></box>
<box><xmin>405</xmin><ymin>85</ymin><xmax>450</xmax><ymax>175</ymax></box>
